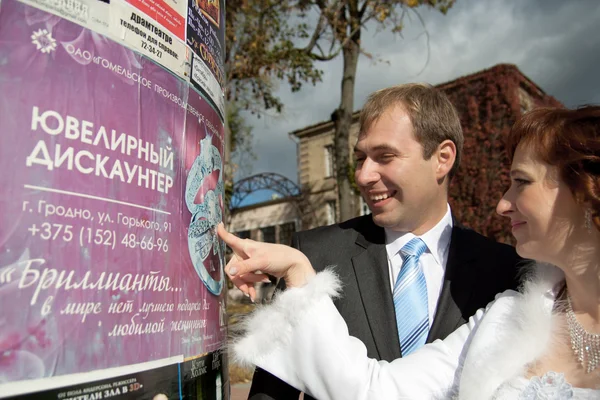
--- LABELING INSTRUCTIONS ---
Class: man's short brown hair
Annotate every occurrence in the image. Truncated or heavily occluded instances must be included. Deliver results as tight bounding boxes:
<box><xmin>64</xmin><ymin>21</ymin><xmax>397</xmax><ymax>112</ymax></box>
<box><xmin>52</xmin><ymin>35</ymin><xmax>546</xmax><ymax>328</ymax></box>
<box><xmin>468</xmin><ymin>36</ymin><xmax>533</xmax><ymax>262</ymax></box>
<box><xmin>359</xmin><ymin>83</ymin><xmax>464</xmax><ymax>178</ymax></box>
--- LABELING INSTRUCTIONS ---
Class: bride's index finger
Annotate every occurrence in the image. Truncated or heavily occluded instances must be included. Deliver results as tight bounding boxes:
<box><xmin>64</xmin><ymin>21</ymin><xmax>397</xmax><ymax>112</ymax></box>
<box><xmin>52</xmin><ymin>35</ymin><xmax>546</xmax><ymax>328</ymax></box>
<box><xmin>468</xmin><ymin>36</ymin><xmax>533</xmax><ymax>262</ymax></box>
<box><xmin>217</xmin><ymin>223</ymin><xmax>246</xmax><ymax>254</ymax></box>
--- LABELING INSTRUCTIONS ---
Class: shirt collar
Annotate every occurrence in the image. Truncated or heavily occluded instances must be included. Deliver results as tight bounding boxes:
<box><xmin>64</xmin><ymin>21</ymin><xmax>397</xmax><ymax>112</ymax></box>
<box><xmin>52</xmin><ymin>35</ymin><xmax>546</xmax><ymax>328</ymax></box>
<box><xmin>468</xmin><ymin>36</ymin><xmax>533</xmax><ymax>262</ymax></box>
<box><xmin>385</xmin><ymin>204</ymin><xmax>453</xmax><ymax>265</ymax></box>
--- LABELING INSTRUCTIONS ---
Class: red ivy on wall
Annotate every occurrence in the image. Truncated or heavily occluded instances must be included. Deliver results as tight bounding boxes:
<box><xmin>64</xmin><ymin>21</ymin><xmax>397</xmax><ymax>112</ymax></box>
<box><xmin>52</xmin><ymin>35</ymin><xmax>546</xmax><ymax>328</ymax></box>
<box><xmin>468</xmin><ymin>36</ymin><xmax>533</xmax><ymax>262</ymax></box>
<box><xmin>437</xmin><ymin>64</ymin><xmax>562</xmax><ymax>244</ymax></box>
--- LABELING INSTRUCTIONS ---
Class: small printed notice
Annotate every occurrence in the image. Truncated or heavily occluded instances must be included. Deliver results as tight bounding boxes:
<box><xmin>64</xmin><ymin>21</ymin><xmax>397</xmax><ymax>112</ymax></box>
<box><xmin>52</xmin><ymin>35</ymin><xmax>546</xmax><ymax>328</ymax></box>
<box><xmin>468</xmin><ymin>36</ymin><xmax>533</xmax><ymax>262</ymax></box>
<box><xmin>191</xmin><ymin>52</ymin><xmax>225</xmax><ymax>120</ymax></box>
<box><xmin>19</xmin><ymin>0</ymin><xmax>191</xmax><ymax>79</ymax></box>
<box><xmin>112</xmin><ymin>0</ymin><xmax>191</xmax><ymax>79</ymax></box>
<box><xmin>186</xmin><ymin>0</ymin><xmax>225</xmax><ymax>120</ymax></box>
<box><xmin>126</xmin><ymin>0</ymin><xmax>187</xmax><ymax>41</ymax></box>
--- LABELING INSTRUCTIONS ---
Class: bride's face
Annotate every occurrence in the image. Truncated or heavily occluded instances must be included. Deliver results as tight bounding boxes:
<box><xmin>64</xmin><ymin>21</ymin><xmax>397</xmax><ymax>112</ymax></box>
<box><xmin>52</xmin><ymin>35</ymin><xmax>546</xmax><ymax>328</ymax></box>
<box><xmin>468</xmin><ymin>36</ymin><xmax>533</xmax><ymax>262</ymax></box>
<box><xmin>496</xmin><ymin>144</ymin><xmax>586</xmax><ymax>265</ymax></box>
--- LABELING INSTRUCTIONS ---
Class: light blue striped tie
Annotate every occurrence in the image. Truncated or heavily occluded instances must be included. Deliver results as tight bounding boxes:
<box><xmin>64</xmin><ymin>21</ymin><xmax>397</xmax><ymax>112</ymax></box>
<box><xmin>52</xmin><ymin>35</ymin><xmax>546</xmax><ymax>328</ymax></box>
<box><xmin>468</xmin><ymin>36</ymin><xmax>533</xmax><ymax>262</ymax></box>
<box><xmin>394</xmin><ymin>237</ymin><xmax>428</xmax><ymax>356</ymax></box>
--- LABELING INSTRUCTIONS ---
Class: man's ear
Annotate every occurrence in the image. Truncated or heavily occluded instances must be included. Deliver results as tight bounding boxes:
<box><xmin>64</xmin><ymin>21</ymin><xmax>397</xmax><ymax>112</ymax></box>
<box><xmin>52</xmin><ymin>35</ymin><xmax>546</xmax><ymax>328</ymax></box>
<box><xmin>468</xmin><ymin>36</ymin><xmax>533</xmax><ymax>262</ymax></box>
<box><xmin>434</xmin><ymin>140</ymin><xmax>456</xmax><ymax>181</ymax></box>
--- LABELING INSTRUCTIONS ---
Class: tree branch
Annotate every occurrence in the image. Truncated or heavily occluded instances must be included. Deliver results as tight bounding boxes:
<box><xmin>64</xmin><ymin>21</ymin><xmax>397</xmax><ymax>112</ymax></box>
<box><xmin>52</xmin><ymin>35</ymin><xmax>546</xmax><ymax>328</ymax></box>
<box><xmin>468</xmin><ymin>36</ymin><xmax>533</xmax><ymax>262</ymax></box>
<box><xmin>412</xmin><ymin>8</ymin><xmax>431</xmax><ymax>76</ymax></box>
<box><xmin>311</xmin><ymin>48</ymin><xmax>342</xmax><ymax>61</ymax></box>
<box><xmin>301</xmin><ymin>1</ymin><xmax>345</xmax><ymax>58</ymax></box>
<box><xmin>302</xmin><ymin>12</ymin><xmax>328</xmax><ymax>53</ymax></box>
<box><xmin>358</xmin><ymin>0</ymin><xmax>370</xmax><ymax>19</ymax></box>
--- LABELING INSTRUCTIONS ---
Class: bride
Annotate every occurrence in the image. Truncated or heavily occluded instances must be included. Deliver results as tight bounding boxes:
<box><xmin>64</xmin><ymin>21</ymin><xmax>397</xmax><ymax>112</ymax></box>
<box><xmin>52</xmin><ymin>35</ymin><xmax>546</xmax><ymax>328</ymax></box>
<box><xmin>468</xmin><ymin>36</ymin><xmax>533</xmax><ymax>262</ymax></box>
<box><xmin>219</xmin><ymin>106</ymin><xmax>600</xmax><ymax>399</ymax></box>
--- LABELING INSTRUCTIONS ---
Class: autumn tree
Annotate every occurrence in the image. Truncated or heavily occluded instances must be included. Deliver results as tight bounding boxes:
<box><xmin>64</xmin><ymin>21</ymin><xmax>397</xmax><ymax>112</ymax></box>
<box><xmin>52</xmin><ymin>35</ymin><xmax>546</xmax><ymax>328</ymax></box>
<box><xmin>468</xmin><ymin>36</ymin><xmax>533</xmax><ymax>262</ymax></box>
<box><xmin>224</xmin><ymin>0</ymin><xmax>325</xmax><ymax>209</ymax></box>
<box><xmin>223</xmin><ymin>103</ymin><xmax>256</xmax><ymax>210</ymax></box>
<box><xmin>225</xmin><ymin>1</ymin><xmax>324</xmax><ymax>114</ymax></box>
<box><xmin>227</xmin><ymin>103</ymin><xmax>256</xmax><ymax>176</ymax></box>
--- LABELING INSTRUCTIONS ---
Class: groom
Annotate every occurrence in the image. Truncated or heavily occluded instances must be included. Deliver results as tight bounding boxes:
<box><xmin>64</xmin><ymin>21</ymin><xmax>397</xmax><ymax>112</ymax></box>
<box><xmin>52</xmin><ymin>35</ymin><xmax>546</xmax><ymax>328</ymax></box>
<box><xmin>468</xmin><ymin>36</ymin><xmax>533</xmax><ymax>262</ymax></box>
<box><xmin>248</xmin><ymin>84</ymin><xmax>523</xmax><ymax>400</ymax></box>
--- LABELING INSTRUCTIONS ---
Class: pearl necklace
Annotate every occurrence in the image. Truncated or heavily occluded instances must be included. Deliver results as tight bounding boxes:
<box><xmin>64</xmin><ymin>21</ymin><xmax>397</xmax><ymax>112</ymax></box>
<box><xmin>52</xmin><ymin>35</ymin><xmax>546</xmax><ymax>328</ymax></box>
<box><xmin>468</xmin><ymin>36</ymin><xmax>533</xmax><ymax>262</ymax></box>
<box><xmin>566</xmin><ymin>294</ymin><xmax>600</xmax><ymax>373</ymax></box>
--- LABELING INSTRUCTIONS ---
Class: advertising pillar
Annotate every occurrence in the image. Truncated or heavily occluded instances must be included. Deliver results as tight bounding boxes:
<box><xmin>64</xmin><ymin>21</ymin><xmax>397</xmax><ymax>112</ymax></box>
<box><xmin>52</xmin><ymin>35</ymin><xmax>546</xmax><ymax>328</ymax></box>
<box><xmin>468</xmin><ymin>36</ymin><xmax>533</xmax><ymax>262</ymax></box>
<box><xmin>0</xmin><ymin>0</ymin><xmax>229</xmax><ymax>398</ymax></box>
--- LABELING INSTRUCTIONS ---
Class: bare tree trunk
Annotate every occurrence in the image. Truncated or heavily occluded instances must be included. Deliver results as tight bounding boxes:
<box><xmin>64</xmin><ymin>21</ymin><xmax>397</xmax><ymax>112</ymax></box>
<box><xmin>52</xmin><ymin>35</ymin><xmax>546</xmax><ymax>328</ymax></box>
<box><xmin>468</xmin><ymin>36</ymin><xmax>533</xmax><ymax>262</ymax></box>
<box><xmin>333</xmin><ymin>25</ymin><xmax>360</xmax><ymax>222</ymax></box>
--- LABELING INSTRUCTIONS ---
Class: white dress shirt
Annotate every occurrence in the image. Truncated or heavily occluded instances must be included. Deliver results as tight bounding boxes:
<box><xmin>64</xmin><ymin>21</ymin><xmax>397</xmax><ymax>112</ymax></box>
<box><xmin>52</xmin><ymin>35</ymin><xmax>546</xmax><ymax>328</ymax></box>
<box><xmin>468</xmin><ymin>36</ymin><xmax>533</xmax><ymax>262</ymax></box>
<box><xmin>384</xmin><ymin>205</ymin><xmax>453</xmax><ymax>325</ymax></box>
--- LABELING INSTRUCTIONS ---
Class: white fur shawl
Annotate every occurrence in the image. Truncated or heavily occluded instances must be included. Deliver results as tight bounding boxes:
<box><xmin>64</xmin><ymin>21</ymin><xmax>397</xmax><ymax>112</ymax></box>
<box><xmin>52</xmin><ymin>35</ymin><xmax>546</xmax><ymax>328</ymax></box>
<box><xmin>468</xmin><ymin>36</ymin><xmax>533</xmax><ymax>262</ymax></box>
<box><xmin>232</xmin><ymin>270</ymin><xmax>342</xmax><ymax>369</ymax></box>
<box><xmin>458</xmin><ymin>263</ymin><xmax>565</xmax><ymax>399</ymax></box>
<box><xmin>233</xmin><ymin>264</ymin><xmax>566</xmax><ymax>399</ymax></box>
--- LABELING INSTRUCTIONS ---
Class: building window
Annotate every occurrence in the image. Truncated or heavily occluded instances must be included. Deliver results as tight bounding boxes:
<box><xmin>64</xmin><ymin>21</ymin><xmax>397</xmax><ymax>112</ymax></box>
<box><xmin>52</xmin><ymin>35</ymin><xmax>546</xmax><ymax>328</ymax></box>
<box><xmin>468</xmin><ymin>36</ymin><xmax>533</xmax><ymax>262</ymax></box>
<box><xmin>227</xmin><ymin>230</ymin><xmax>251</xmax><ymax>256</ymax></box>
<box><xmin>236</xmin><ymin>230</ymin><xmax>251</xmax><ymax>239</ymax></box>
<box><xmin>278</xmin><ymin>222</ymin><xmax>296</xmax><ymax>245</ymax></box>
<box><xmin>519</xmin><ymin>88</ymin><xmax>534</xmax><ymax>114</ymax></box>
<box><xmin>261</xmin><ymin>226</ymin><xmax>276</xmax><ymax>243</ymax></box>
<box><xmin>326</xmin><ymin>201</ymin><xmax>336</xmax><ymax>225</ymax></box>
<box><xmin>324</xmin><ymin>145</ymin><xmax>334</xmax><ymax>178</ymax></box>
<box><xmin>359</xmin><ymin>196</ymin><xmax>370</xmax><ymax>216</ymax></box>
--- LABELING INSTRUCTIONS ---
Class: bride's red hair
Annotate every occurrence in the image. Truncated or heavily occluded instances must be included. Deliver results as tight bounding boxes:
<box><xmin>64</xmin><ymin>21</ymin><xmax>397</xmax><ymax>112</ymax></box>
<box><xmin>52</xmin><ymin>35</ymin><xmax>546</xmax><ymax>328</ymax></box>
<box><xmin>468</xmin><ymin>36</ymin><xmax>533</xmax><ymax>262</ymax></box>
<box><xmin>507</xmin><ymin>105</ymin><xmax>600</xmax><ymax>230</ymax></box>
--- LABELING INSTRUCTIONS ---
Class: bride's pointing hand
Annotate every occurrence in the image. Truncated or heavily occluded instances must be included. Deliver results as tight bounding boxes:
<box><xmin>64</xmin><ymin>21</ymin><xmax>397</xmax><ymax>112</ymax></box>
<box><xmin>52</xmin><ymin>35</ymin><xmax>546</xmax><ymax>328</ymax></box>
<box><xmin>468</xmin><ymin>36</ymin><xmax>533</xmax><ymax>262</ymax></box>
<box><xmin>217</xmin><ymin>223</ymin><xmax>316</xmax><ymax>300</ymax></box>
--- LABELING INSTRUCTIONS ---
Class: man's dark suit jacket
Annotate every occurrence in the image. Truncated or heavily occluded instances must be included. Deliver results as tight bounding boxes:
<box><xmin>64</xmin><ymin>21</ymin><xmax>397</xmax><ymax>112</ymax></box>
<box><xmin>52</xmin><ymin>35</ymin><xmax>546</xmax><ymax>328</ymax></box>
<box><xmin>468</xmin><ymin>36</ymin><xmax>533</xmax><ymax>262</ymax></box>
<box><xmin>248</xmin><ymin>214</ymin><xmax>523</xmax><ymax>400</ymax></box>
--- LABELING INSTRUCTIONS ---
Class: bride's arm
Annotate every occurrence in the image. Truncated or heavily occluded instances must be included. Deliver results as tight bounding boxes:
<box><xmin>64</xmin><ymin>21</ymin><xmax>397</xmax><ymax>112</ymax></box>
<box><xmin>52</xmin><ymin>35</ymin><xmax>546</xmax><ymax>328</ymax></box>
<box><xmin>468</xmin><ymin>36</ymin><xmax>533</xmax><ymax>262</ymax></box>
<box><xmin>218</xmin><ymin>225</ymin><xmax>511</xmax><ymax>399</ymax></box>
<box><xmin>233</xmin><ymin>270</ymin><xmax>504</xmax><ymax>400</ymax></box>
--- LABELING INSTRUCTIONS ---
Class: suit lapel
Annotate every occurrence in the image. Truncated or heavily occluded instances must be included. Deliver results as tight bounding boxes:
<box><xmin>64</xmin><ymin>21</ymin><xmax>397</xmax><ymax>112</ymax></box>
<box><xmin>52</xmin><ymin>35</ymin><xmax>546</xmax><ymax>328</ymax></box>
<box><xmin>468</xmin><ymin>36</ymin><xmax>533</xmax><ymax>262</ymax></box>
<box><xmin>428</xmin><ymin>224</ymin><xmax>479</xmax><ymax>342</ymax></box>
<box><xmin>348</xmin><ymin>218</ymin><xmax>482</xmax><ymax>355</ymax></box>
<box><xmin>351</xmin><ymin>221</ymin><xmax>402</xmax><ymax>361</ymax></box>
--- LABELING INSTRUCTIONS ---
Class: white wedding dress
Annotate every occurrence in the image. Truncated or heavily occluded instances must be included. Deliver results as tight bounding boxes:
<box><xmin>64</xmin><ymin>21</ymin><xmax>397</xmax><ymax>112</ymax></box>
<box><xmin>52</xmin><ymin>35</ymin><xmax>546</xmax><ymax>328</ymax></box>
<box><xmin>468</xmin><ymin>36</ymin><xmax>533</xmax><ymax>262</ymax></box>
<box><xmin>494</xmin><ymin>371</ymin><xmax>599</xmax><ymax>399</ymax></box>
<box><xmin>234</xmin><ymin>266</ymin><xmax>600</xmax><ymax>399</ymax></box>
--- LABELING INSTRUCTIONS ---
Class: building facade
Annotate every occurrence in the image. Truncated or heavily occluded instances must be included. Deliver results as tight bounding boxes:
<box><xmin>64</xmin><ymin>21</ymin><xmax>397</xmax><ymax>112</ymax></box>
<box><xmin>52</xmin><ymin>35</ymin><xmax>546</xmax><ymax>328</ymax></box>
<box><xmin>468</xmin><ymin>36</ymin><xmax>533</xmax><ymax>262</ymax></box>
<box><xmin>228</xmin><ymin>196</ymin><xmax>300</xmax><ymax>245</ymax></box>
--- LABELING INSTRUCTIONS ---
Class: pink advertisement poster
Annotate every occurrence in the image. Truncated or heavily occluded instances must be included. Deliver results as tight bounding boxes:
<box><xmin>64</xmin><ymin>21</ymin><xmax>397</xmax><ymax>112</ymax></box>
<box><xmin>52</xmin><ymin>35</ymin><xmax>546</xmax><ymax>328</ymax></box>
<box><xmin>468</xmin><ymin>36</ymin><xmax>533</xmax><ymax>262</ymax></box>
<box><xmin>0</xmin><ymin>1</ymin><xmax>228</xmax><ymax>398</ymax></box>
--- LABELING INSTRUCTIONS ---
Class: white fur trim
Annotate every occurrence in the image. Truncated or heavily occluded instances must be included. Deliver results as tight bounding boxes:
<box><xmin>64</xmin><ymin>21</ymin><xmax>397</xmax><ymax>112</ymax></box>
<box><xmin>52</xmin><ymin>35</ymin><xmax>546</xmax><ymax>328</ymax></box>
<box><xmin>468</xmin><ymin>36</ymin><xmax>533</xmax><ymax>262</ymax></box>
<box><xmin>458</xmin><ymin>263</ymin><xmax>565</xmax><ymax>399</ymax></box>
<box><xmin>232</xmin><ymin>269</ymin><xmax>342</xmax><ymax>369</ymax></box>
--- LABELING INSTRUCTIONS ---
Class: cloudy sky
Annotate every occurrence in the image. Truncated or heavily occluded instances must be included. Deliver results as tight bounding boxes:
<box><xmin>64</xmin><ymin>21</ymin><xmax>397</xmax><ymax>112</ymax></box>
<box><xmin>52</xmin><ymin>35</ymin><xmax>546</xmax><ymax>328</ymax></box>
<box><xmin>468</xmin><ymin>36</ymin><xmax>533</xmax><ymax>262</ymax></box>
<box><xmin>236</xmin><ymin>0</ymin><xmax>600</xmax><ymax>204</ymax></box>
